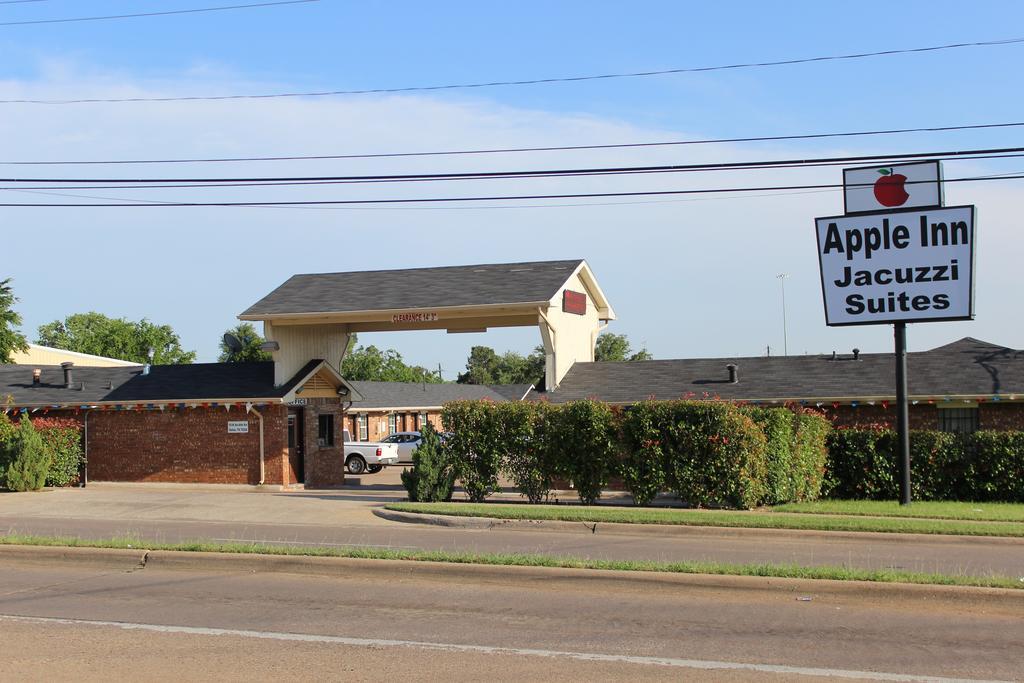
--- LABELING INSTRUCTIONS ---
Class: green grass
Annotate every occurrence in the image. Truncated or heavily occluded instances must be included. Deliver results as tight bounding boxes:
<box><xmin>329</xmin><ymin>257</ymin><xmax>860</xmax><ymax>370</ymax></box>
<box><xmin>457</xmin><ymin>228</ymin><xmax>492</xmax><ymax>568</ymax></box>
<box><xmin>772</xmin><ymin>500</ymin><xmax>1024</xmax><ymax>523</ymax></box>
<box><xmin>0</xmin><ymin>534</ymin><xmax>1020</xmax><ymax>590</ymax></box>
<box><xmin>385</xmin><ymin>502</ymin><xmax>1024</xmax><ymax>537</ymax></box>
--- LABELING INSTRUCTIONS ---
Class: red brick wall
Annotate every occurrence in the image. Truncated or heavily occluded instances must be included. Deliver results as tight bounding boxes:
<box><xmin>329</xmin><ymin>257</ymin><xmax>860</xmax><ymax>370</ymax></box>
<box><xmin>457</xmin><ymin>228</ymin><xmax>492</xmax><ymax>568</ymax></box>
<box><xmin>979</xmin><ymin>403</ymin><xmax>1024</xmax><ymax>430</ymax></box>
<box><xmin>823</xmin><ymin>402</ymin><xmax>1024</xmax><ymax>431</ymax></box>
<box><xmin>87</xmin><ymin>405</ymin><xmax>288</xmax><ymax>486</ymax></box>
<box><xmin>297</xmin><ymin>398</ymin><xmax>346</xmax><ymax>488</ymax></box>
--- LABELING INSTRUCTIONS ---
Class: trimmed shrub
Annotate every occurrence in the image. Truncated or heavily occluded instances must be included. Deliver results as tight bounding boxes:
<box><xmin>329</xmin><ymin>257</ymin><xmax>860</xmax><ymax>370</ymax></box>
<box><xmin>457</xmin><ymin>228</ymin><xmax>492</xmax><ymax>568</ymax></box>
<box><xmin>2</xmin><ymin>414</ymin><xmax>49</xmax><ymax>492</ymax></box>
<box><xmin>909</xmin><ymin>430</ymin><xmax>967</xmax><ymax>501</ymax></box>
<box><xmin>32</xmin><ymin>417</ymin><xmax>83</xmax><ymax>487</ymax></box>
<box><xmin>660</xmin><ymin>402</ymin><xmax>768</xmax><ymax>509</ymax></box>
<box><xmin>617</xmin><ymin>401</ymin><xmax>667</xmax><ymax>506</ymax></box>
<box><xmin>823</xmin><ymin>428</ymin><xmax>896</xmax><ymax>499</ymax></box>
<box><xmin>498</xmin><ymin>401</ymin><xmax>554</xmax><ymax>504</ymax></box>
<box><xmin>965</xmin><ymin>431</ymin><xmax>1024</xmax><ymax>502</ymax></box>
<box><xmin>548</xmin><ymin>400</ymin><xmax>617</xmax><ymax>505</ymax></box>
<box><xmin>790</xmin><ymin>410</ymin><xmax>831</xmax><ymax>502</ymax></box>
<box><xmin>746</xmin><ymin>408</ymin><xmax>796</xmax><ymax>505</ymax></box>
<box><xmin>400</xmin><ymin>423</ymin><xmax>455</xmax><ymax>502</ymax></box>
<box><xmin>442</xmin><ymin>400</ymin><xmax>503</xmax><ymax>502</ymax></box>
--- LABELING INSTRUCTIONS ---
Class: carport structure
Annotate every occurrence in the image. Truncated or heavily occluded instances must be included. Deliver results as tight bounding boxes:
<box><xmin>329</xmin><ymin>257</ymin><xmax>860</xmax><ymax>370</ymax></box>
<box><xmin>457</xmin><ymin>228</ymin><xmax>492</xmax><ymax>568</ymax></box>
<box><xmin>240</xmin><ymin>259</ymin><xmax>616</xmax><ymax>392</ymax></box>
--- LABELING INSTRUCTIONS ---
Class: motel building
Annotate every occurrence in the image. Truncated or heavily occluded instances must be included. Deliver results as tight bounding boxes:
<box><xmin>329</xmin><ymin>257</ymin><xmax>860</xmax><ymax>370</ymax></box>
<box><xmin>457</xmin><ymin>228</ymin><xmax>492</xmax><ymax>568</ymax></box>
<box><xmin>2</xmin><ymin>260</ymin><xmax>1023</xmax><ymax>488</ymax></box>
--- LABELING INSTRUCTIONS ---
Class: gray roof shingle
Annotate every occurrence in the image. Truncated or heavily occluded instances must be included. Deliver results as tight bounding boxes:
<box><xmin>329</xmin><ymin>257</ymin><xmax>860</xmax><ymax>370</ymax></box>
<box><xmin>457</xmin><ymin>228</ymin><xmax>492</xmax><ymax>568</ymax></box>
<box><xmin>347</xmin><ymin>381</ymin><xmax>517</xmax><ymax>410</ymax></box>
<box><xmin>538</xmin><ymin>338</ymin><xmax>1024</xmax><ymax>404</ymax></box>
<box><xmin>241</xmin><ymin>259</ymin><xmax>584</xmax><ymax>317</ymax></box>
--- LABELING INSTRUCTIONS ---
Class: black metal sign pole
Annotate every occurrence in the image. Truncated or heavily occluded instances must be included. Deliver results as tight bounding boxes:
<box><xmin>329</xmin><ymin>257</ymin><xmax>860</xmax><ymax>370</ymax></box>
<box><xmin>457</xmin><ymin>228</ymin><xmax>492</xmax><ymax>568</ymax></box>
<box><xmin>894</xmin><ymin>322</ymin><xmax>911</xmax><ymax>505</ymax></box>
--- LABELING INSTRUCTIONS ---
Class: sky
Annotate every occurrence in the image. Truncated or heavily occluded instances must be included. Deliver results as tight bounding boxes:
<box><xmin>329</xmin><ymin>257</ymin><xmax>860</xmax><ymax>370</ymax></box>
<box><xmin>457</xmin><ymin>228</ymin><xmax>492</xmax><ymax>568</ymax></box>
<box><xmin>1</xmin><ymin>0</ymin><xmax>1022</xmax><ymax>378</ymax></box>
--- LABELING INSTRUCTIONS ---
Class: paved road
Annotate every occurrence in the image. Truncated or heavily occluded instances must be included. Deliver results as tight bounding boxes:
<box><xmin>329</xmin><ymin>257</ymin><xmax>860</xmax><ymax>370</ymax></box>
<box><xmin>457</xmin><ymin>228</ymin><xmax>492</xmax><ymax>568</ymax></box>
<box><xmin>0</xmin><ymin>552</ymin><xmax>1021</xmax><ymax>681</ymax></box>
<box><xmin>0</xmin><ymin>486</ymin><xmax>1021</xmax><ymax>578</ymax></box>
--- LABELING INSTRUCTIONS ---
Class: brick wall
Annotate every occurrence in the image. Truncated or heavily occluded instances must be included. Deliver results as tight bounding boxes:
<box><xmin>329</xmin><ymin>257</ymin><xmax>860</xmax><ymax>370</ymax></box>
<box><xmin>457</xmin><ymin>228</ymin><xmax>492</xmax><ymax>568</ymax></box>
<box><xmin>824</xmin><ymin>402</ymin><xmax>1024</xmax><ymax>431</ymax></box>
<box><xmin>87</xmin><ymin>405</ymin><xmax>288</xmax><ymax>485</ymax></box>
<box><xmin>296</xmin><ymin>397</ymin><xmax>346</xmax><ymax>488</ymax></box>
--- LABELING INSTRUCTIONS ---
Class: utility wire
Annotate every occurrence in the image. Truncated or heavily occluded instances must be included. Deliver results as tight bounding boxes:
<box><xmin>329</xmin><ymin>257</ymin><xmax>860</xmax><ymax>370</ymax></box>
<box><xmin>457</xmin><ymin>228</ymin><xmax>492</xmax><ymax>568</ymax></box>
<box><xmin>4</xmin><ymin>146</ymin><xmax>1022</xmax><ymax>185</ymax></box>
<box><xmin>3</xmin><ymin>36</ymin><xmax>1021</xmax><ymax>104</ymax></box>
<box><xmin>8</xmin><ymin>150</ymin><xmax>1024</xmax><ymax>191</ymax></box>
<box><xmin>0</xmin><ymin>173</ymin><xmax>1018</xmax><ymax>207</ymax></box>
<box><xmin>5</xmin><ymin>121</ymin><xmax>1023</xmax><ymax>166</ymax></box>
<box><xmin>0</xmin><ymin>0</ymin><xmax>318</xmax><ymax>26</ymax></box>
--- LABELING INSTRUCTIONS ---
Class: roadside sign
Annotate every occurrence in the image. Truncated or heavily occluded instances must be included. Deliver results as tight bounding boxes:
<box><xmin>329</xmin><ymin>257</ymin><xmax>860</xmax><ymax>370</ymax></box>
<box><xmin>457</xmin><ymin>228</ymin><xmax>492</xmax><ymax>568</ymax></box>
<box><xmin>843</xmin><ymin>161</ymin><xmax>942</xmax><ymax>215</ymax></box>
<box><xmin>815</xmin><ymin>205</ymin><xmax>975</xmax><ymax>326</ymax></box>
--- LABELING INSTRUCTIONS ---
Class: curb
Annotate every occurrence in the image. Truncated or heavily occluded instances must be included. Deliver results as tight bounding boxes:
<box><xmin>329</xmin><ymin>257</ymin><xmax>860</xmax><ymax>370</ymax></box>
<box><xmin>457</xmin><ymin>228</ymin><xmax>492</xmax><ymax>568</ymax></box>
<box><xmin>372</xmin><ymin>508</ymin><xmax>1024</xmax><ymax>545</ymax></box>
<box><xmin>1</xmin><ymin>543</ymin><xmax>1021</xmax><ymax>608</ymax></box>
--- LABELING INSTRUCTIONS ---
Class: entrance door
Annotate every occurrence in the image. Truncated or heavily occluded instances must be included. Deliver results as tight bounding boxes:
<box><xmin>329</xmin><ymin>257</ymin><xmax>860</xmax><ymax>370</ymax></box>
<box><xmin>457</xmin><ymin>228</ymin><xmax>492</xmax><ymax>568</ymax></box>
<box><xmin>287</xmin><ymin>409</ymin><xmax>305</xmax><ymax>483</ymax></box>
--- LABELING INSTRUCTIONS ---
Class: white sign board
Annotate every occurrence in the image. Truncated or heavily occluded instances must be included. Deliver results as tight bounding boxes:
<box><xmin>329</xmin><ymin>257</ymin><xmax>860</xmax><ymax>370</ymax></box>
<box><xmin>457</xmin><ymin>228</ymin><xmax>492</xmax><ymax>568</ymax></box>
<box><xmin>843</xmin><ymin>161</ymin><xmax>942</xmax><ymax>214</ymax></box>
<box><xmin>227</xmin><ymin>421</ymin><xmax>249</xmax><ymax>434</ymax></box>
<box><xmin>815</xmin><ymin>205</ymin><xmax>975</xmax><ymax>326</ymax></box>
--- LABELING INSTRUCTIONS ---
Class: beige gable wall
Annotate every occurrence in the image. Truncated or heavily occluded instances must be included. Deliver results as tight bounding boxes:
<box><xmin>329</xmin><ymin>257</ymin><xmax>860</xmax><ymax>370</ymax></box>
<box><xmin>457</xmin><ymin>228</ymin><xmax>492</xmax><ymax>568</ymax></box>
<box><xmin>9</xmin><ymin>344</ymin><xmax>141</xmax><ymax>367</ymax></box>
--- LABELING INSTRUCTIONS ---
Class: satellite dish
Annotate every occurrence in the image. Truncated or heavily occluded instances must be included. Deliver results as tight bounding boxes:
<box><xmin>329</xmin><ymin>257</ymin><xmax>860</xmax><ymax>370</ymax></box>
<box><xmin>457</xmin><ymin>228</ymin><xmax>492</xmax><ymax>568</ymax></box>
<box><xmin>223</xmin><ymin>333</ymin><xmax>243</xmax><ymax>352</ymax></box>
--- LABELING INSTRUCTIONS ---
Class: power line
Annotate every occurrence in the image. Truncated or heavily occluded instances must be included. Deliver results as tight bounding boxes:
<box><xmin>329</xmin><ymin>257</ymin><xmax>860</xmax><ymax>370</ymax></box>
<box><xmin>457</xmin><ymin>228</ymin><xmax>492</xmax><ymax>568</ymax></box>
<box><xmin>0</xmin><ymin>0</ymin><xmax>318</xmax><ymax>26</ymax></box>
<box><xmin>5</xmin><ymin>120</ymin><xmax>1023</xmax><ymax>166</ymax></box>
<box><xmin>4</xmin><ymin>36</ymin><xmax>1022</xmax><ymax>104</ymax></box>
<box><xmin>0</xmin><ymin>172</ymin><xmax>1019</xmax><ymax>207</ymax></box>
<box><xmin>4</xmin><ymin>146</ymin><xmax>1022</xmax><ymax>185</ymax></box>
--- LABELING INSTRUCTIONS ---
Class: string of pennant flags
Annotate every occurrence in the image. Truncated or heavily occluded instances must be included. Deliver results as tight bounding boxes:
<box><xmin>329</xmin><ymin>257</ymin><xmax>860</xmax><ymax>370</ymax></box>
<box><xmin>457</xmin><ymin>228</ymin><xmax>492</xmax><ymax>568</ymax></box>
<box><xmin>1</xmin><ymin>402</ymin><xmax>271</xmax><ymax>415</ymax></box>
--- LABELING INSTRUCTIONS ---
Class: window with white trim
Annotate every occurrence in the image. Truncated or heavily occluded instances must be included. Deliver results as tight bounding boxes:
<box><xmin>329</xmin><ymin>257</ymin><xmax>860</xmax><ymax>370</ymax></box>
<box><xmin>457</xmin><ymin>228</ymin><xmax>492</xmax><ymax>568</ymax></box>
<box><xmin>388</xmin><ymin>413</ymin><xmax>397</xmax><ymax>435</ymax></box>
<box><xmin>357</xmin><ymin>414</ymin><xmax>368</xmax><ymax>441</ymax></box>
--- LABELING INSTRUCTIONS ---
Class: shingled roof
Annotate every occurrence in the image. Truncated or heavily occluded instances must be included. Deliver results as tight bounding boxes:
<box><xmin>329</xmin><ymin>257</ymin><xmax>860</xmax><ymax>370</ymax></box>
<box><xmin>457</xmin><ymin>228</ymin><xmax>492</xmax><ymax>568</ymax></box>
<box><xmin>539</xmin><ymin>338</ymin><xmax>1024</xmax><ymax>404</ymax></box>
<box><xmin>348</xmin><ymin>381</ymin><xmax>532</xmax><ymax>410</ymax></box>
<box><xmin>240</xmin><ymin>259</ymin><xmax>586</xmax><ymax>317</ymax></box>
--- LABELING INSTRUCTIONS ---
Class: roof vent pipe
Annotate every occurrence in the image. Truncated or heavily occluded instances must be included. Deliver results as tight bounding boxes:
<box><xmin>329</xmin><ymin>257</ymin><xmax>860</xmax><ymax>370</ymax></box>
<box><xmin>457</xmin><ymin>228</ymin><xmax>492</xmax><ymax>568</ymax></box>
<box><xmin>32</xmin><ymin>368</ymin><xmax>41</xmax><ymax>385</ymax></box>
<box><xmin>61</xmin><ymin>362</ymin><xmax>74</xmax><ymax>388</ymax></box>
<box><xmin>726</xmin><ymin>364</ymin><xmax>738</xmax><ymax>383</ymax></box>
<box><xmin>831</xmin><ymin>351</ymin><xmax>837</xmax><ymax>360</ymax></box>
<box><xmin>142</xmin><ymin>364</ymin><xmax>150</xmax><ymax>376</ymax></box>
<box><xmin>852</xmin><ymin>348</ymin><xmax>861</xmax><ymax>361</ymax></box>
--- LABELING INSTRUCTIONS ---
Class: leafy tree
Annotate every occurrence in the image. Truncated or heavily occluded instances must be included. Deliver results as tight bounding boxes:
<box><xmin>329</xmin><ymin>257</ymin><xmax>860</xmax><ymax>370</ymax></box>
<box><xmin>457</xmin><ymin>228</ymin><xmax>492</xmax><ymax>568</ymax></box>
<box><xmin>594</xmin><ymin>332</ymin><xmax>653</xmax><ymax>362</ymax></box>
<box><xmin>457</xmin><ymin>345</ymin><xmax>544</xmax><ymax>385</ymax></box>
<box><xmin>37</xmin><ymin>312</ymin><xmax>195</xmax><ymax>364</ymax></box>
<box><xmin>341</xmin><ymin>338</ymin><xmax>441</xmax><ymax>383</ymax></box>
<box><xmin>219</xmin><ymin>322</ymin><xmax>271</xmax><ymax>363</ymax></box>
<box><xmin>0</xmin><ymin>278</ymin><xmax>29</xmax><ymax>363</ymax></box>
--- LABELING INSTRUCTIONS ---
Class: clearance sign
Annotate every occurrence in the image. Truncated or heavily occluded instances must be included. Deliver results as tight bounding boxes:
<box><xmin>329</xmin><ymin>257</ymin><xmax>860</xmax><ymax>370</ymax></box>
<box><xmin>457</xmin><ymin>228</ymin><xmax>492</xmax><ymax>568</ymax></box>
<box><xmin>815</xmin><ymin>162</ymin><xmax>976</xmax><ymax>326</ymax></box>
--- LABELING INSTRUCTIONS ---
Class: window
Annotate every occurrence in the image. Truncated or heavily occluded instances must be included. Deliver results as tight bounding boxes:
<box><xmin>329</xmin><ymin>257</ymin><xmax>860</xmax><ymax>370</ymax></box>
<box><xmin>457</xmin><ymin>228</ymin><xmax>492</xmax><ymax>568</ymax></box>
<box><xmin>419</xmin><ymin>412</ymin><xmax>428</xmax><ymax>429</ymax></box>
<box><xmin>317</xmin><ymin>414</ymin><xmax>335</xmax><ymax>447</ymax></box>
<box><xmin>357</xmin><ymin>414</ymin><xmax>368</xmax><ymax>441</ymax></box>
<box><xmin>388</xmin><ymin>413</ymin><xmax>397</xmax><ymax>435</ymax></box>
<box><xmin>938</xmin><ymin>407</ymin><xmax>979</xmax><ymax>433</ymax></box>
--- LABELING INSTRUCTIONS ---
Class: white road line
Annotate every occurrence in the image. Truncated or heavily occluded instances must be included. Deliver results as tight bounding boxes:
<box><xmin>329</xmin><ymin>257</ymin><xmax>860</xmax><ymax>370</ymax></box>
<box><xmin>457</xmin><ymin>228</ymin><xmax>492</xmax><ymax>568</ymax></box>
<box><xmin>0</xmin><ymin>614</ymin><xmax>1006</xmax><ymax>683</ymax></box>
<box><xmin>208</xmin><ymin>538</ymin><xmax>418</xmax><ymax>549</ymax></box>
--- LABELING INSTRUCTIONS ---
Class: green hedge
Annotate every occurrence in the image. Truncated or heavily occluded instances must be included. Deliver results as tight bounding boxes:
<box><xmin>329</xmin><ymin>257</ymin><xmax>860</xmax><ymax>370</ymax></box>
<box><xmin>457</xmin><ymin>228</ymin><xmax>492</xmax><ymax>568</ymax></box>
<box><xmin>418</xmin><ymin>399</ymin><xmax>830</xmax><ymax>508</ymax></box>
<box><xmin>1</xmin><ymin>415</ymin><xmax>49</xmax><ymax>492</ymax></box>
<box><xmin>824</xmin><ymin>429</ymin><xmax>1024</xmax><ymax>502</ymax></box>
<box><xmin>0</xmin><ymin>413</ymin><xmax>83</xmax><ymax>489</ymax></box>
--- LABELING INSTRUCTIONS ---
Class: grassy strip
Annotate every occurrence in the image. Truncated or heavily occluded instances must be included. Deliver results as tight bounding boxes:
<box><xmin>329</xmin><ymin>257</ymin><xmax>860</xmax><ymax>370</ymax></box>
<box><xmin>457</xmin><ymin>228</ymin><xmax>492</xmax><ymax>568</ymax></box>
<box><xmin>0</xmin><ymin>534</ymin><xmax>1020</xmax><ymax>590</ymax></box>
<box><xmin>772</xmin><ymin>500</ymin><xmax>1024</xmax><ymax>522</ymax></box>
<box><xmin>385</xmin><ymin>502</ymin><xmax>1024</xmax><ymax>537</ymax></box>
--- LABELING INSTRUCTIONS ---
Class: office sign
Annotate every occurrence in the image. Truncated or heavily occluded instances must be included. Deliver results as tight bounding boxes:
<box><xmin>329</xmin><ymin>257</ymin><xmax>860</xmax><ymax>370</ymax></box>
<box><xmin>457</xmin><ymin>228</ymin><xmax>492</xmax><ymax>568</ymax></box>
<box><xmin>227</xmin><ymin>421</ymin><xmax>249</xmax><ymax>434</ymax></box>
<box><xmin>815</xmin><ymin>205</ymin><xmax>976</xmax><ymax>326</ymax></box>
<box><xmin>562</xmin><ymin>290</ymin><xmax>586</xmax><ymax>315</ymax></box>
<box><xmin>843</xmin><ymin>161</ymin><xmax>942</xmax><ymax>214</ymax></box>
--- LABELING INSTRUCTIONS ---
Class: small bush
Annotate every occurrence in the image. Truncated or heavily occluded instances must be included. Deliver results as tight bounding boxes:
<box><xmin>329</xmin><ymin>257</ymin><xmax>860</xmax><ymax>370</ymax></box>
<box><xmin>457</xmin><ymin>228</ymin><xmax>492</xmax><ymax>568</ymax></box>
<box><xmin>746</xmin><ymin>408</ymin><xmax>796</xmax><ymax>505</ymax></box>
<box><xmin>823</xmin><ymin>428</ymin><xmax>896</xmax><ymax>499</ymax></box>
<box><xmin>618</xmin><ymin>401</ymin><xmax>667</xmax><ymax>506</ymax></box>
<box><xmin>548</xmin><ymin>400</ymin><xmax>617</xmax><ymax>505</ymax></box>
<box><xmin>2</xmin><ymin>414</ymin><xmax>49</xmax><ymax>492</ymax></box>
<box><xmin>660</xmin><ymin>401</ymin><xmax>768</xmax><ymax>509</ymax></box>
<box><xmin>966</xmin><ymin>431</ymin><xmax>1024</xmax><ymax>502</ymax></box>
<box><xmin>442</xmin><ymin>400</ymin><xmax>503</xmax><ymax>502</ymax></box>
<box><xmin>400</xmin><ymin>423</ymin><xmax>455</xmax><ymax>502</ymax></box>
<box><xmin>909</xmin><ymin>431</ymin><xmax>967</xmax><ymax>501</ymax></box>
<box><xmin>32</xmin><ymin>417</ymin><xmax>83</xmax><ymax>487</ymax></box>
<box><xmin>498</xmin><ymin>402</ymin><xmax>554</xmax><ymax>504</ymax></box>
<box><xmin>790</xmin><ymin>410</ymin><xmax>831</xmax><ymax>502</ymax></box>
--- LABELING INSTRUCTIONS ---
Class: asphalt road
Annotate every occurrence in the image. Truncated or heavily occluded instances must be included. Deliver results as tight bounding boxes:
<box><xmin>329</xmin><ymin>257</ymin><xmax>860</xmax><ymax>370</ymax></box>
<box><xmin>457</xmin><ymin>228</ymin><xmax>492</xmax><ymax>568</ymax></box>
<box><xmin>0</xmin><ymin>552</ymin><xmax>1021</xmax><ymax>682</ymax></box>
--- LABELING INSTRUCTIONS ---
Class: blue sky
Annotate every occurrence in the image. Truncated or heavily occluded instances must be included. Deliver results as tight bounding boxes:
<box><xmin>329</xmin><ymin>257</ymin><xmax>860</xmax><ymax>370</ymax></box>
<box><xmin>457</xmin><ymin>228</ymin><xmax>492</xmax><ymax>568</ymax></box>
<box><xmin>2</xmin><ymin>0</ymin><xmax>1022</xmax><ymax>376</ymax></box>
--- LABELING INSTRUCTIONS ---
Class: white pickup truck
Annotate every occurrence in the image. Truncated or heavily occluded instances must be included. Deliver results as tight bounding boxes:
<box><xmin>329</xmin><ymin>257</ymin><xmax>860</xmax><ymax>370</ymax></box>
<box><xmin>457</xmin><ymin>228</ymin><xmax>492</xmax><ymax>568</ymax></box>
<box><xmin>342</xmin><ymin>429</ymin><xmax>399</xmax><ymax>475</ymax></box>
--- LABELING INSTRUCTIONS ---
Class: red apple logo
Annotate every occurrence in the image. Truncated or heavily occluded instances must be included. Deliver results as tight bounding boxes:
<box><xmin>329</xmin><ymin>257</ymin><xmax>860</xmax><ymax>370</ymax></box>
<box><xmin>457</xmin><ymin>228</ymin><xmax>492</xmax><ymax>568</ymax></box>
<box><xmin>873</xmin><ymin>168</ymin><xmax>909</xmax><ymax>207</ymax></box>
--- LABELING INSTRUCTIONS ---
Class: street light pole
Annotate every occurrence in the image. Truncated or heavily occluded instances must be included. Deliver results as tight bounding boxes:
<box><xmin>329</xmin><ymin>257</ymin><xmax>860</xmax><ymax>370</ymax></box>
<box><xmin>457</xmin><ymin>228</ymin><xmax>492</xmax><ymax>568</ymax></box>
<box><xmin>776</xmin><ymin>273</ymin><xmax>789</xmax><ymax>356</ymax></box>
